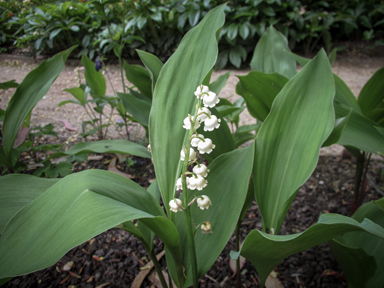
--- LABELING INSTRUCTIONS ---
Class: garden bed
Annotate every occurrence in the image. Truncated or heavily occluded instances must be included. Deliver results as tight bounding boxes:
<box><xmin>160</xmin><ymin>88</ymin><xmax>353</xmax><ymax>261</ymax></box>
<box><xmin>3</xmin><ymin>147</ymin><xmax>384</xmax><ymax>288</ymax></box>
<box><xmin>1</xmin><ymin>52</ymin><xmax>384</xmax><ymax>287</ymax></box>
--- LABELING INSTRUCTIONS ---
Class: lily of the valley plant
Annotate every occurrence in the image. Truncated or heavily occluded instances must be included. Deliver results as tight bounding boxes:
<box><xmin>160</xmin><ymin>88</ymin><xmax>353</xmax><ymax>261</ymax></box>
<box><xmin>1</xmin><ymin>4</ymin><xmax>384</xmax><ymax>288</ymax></box>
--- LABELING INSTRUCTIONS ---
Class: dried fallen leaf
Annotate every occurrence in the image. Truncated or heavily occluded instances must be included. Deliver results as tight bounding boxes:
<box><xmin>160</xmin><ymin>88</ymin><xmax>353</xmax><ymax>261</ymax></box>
<box><xmin>131</xmin><ymin>251</ymin><xmax>165</xmax><ymax>288</ymax></box>
<box><xmin>62</xmin><ymin>261</ymin><xmax>74</xmax><ymax>271</ymax></box>
<box><xmin>265</xmin><ymin>272</ymin><xmax>284</xmax><ymax>288</ymax></box>
<box><xmin>58</xmin><ymin>119</ymin><xmax>77</xmax><ymax>131</ymax></box>
<box><xmin>69</xmin><ymin>271</ymin><xmax>81</xmax><ymax>279</ymax></box>
<box><xmin>95</xmin><ymin>282</ymin><xmax>110</xmax><ymax>288</ymax></box>
<box><xmin>229</xmin><ymin>255</ymin><xmax>246</xmax><ymax>274</ymax></box>
<box><xmin>59</xmin><ymin>275</ymin><xmax>70</xmax><ymax>285</ymax></box>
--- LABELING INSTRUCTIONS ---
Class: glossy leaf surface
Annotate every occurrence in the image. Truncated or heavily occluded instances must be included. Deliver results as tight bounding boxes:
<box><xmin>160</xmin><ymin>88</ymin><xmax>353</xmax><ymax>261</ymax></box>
<box><xmin>235</xmin><ymin>213</ymin><xmax>384</xmax><ymax>287</ymax></box>
<box><xmin>136</xmin><ymin>50</ymin><xmax>163</xmax><ymax>94</ymax></box>
<box><xmin>49</xmin><ymin>139</ymin><xmax>151</xmax><ymax>159</ymax></box>
<box><xmin>335</xmin><ymin>102</ymin><xmax>384</xmax><ymax>155</ymax></box>
<box><xmin>2</xmin><ymin>47</ymin><xmax>75</xmax><ymax>167</ymax></box>
<box><xmin>253</xmin><ymin>50</ymin><xmax>335</xmax><ymax>233</ymax></box>
<box><xmin>250</xmin><ymin>26</ymin><xmax>296</xmax><ymax>79</ymax></box>
<box><xmin>117</xmin><ymin>92</ymin><xmax>151</xmax><ymax>128</ymax></box>
<box><xmin>330</xmin><ymin>198</ymin><xmax>384</xmax><ymax>288</ymax></box>
<box><xmin>358</xmin><ymin>66</ymin><xmax>384</xmax><ymax>123</ymax></box>
<box><xmin>0</xmin><ymin>170</ymin><xmax>183</xmax><ymax>285</ymax></box>
<box><xmin>236</xmin><ymin>71</ymin><xmax>288</xmax><ymax>122</ymax></box>
<box><xmin>0</xmin><ymin>175</ymin><xmax>59</xmax><ymax>233</ymax></box>
<box><xmin>123</xmin><ymin>61</ymin><xmax>152</xmax><ymax>99</ymax></box>
<box><xmin>81</xmin><ymin>54</ymin><xmax>106</xmax><ymax>98</ymax></box>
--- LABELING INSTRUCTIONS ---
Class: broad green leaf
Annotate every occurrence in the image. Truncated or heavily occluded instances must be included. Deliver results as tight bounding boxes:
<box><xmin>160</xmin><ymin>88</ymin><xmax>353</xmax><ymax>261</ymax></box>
<box><xmin>236</xmin><ymin>71</ymin><xmax>289</xmax><ymax>122</ymax></box>
<box><xmin>358</xmin><ymin>66</ymin><xmax>384</xmax><ymax>123</ymax></box>
<box><xmin>123</xmin><ymin>61</ymin><xmax>152</xmax><ymax>100</ymax></box>
<box><xmin>138</xmin><ymin>180</ymin><xmax>161</xmax><ymax>253</ymax></box>
<box><xmin>233</xmin><ymin>132</ymin><xmax>256</xmax><ymax>148</ymax></box>
<box><xmin>0</xmin><ymin>175</ymin><xmax>59</xmax><ymax>233</ymax></box>
<box><xmin>254</xmin><ymin>50</ymin><xmax>335</xmax><ymax>234</ymax></box>
<box><xmin>0</xmin><ymin>80</ymin><xmax>18</xmax><ymax>90</ymax></box>
<box><xmin>136</xmin><ymin>50</ymin><xmax>163</xmax><ymax>94</ymax></box>
<box><xmin>335</xmin><ymin>101</ymin><xmax>384</xmax><ymax>155</ymax></box>
<box><xmin>2</xmin><ymin>47</ymin><xmax>75</xmax><ymax>169</ymax></box>
<box><xmin>334</xmin><ymin>74</ymin><xmax>362</xmax><ymax>113</ymax></box>
<box><xmin>328</xmin><ymin>240</ymin><xmax>376</xmax><ymax>288</ymax></box>
<box><xmin>215</xmin><ymin>105</ymin><xmax>244</xmax><ymax>119</ymax></box>
<box><xmin>175</xmin><ymin>145</ymin><xmax>254</xmax><ymax>287</ymax></box>
<box><xmin>81</xmin><ymin>54</ymin><xmax>106</xmax><ymax>98</ymax></box>
<box><xmin>322</xmin><ymin>111</ymin><xmax>352</xmax><ymax>147</ymax></box>
<box><xmin>49</xmin><ymin>139</ymin><xmax>151</xmax><ymax>159</ymax></box>
<box><xmin>250</xmin><ymin>26</ymin><xmax>296</xmax><ymax>79</ymax></box>
<box><xmin>330</xmin><ymin>198</ymin><xmax>384</xmax><ymax>288</ymax></box>
<box><xmin>291</xmin><ymin>53</ymin><xmax>362</xmax><ymax>113</ymax></box>
<box><xmin>0</xmin><ymin>170</ymin><xmax>184</xmax><ymax>286</ymax></box>
<box><xmin>289</xmin><ymin>51</ymin><xmax>310</xmax><ymax>67</ymax></box>
<box><xmin>117</xmin><ymin>92</ymin><xmax>151</xmax><ymax>128</ymax></box>
<box><xmin>63</xmin><ymin>87</ymin><xmax>86</xmax><ymax>106</ymax></box>
<box><xmin>234</xmin><ymin>213</ymin><xmax>384</xmax><ymax>287</ymax></box>
<box><xmin>149</xmin><ymin>4</ymin><xmax>226</xmax><ymax>212</ymax></box>
<box><xmin>209</xmin><ymin>71</ymin><xmax>231</xmax><ymax>95</ymax></box>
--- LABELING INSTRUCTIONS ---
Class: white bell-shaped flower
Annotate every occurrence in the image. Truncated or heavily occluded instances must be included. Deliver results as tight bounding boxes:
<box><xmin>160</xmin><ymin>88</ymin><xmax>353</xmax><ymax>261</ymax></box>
<box><xmin>193</xmin><ymin>163</ymin><xmax>209</xmax><ymax>177</ymax></box>
<box><xmin>180</xmin><ymin>147</ymin><xmax>196</xmax><ymax>162</ymax></box>
<box><xmin>197</xmin><ymin>138</ymin><xmax>215</xmax><ymax>154</ymax></box>
<box><xmin>204</xmin><ymin>115</ymin><xmax>221</xmax><ymax>131</ymax></box>
<box><xmin>194</xmin><ymin>85</ymin><xmax>209</xmax><ymax>99</ymax></box>
<box><xmin>176</xmin><ymin>177</ymin><xmax>189</xmax><ymax>190</ymax></box>
<box><xmin>197</xmin><ymin>195</ymin><xmax>212</xmax><ymax>210</ymax></box>
<box><xmin>183</xmin><ymin>116</ymin><xmax>200</xmax><ymax>130</ymax></box>
<box><xmin>188</xmin><ymin>175</ymin><xmax>207</xmax><ymax>191</ymax></box>
<box><xmin>191</xmin><ymin>134</ymin><xmax>204</xmax><ymax>147</ymax></box>
<box><xmin>202</xmin><ymin>91</ymin><xmax>219</xmax><ymax>108</ymax></box>
<box><xmin>196</xmin><ymin>107</ymin><xmax>211</xmax><ymax>122</ymax></box>
<box><xmin>169</xmin><ymin>198</ymin><xmax>183</xmax><ymax>213</ymax></box>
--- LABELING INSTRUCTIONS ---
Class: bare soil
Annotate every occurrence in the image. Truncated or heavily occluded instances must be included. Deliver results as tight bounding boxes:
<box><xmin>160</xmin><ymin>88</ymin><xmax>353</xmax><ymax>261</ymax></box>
<box><xmin>1</xmin><ymin>52</ymin><xmax>384</xmax><ymax>287</ymax></box>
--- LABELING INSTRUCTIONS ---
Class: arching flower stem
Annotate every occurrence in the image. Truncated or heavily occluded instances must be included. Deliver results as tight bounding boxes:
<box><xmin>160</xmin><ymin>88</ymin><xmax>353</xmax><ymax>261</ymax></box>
<box><xmin>180</xmin><ymin>101</ymin><xmax>200</xmax><ymax>288</ymax></box>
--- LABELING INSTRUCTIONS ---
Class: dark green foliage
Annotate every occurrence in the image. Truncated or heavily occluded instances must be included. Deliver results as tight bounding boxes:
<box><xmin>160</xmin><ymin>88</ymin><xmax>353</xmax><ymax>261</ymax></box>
<box><xmin>1</xmin><ymin>0</ymin><xmax>383</xmax><ymax>67</ymax></box>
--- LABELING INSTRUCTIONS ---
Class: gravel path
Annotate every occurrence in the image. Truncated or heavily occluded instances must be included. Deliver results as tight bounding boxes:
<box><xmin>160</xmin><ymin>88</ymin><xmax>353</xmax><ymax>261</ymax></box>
<box><xmin>1</xmin><ymin>53</ymin><xmax>384</xmax><ymax>155</ymax></box>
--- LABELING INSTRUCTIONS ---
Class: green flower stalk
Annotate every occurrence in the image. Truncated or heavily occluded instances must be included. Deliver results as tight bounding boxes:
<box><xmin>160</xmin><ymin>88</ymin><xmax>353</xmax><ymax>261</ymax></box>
<box><xmin>169</xmin><ymin>84</ymin><xmax>221</xmax><ymax>287</ymax></box>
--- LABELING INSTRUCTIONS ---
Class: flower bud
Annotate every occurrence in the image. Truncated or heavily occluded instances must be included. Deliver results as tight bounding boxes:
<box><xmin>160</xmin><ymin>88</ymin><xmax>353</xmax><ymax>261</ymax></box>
<box><xmin>169</xmin><ymin>199</ymin><xmax>183</xmax><ymax>213</ymax></box>
<box><xmin>197</xmin><ymin>195</ymin><xmax>212</xmax><ymax>210</ymax></box>
<box><xmin>201</xmin><ymin>221</ymin><xmax>213</xmax><ymax>234</ymax></box>
<box><xmin>147</xmin><ymin>144</ymin><xmax>151</xmax><ymax>152</ymax></box>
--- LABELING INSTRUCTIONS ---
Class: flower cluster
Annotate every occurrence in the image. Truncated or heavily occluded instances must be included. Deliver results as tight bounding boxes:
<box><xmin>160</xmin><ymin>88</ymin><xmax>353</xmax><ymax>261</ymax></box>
<box><xmin>170</xmin><ymin>84</ymin><xmax>220</xmax><ymax>217</ymax></box>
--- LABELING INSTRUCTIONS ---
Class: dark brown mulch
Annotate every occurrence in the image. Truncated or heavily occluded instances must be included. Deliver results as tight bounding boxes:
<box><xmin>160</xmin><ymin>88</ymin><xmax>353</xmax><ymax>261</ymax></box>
<box><xmin>3</xmin><ymin>139</ymin><xmax>384</xmax><ymax>288</ymax></box>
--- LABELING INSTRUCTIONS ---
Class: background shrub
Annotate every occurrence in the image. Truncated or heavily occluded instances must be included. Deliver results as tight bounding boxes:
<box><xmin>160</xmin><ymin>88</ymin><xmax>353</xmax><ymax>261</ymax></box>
<box><xmin>1</xmin><ymin>0</ymin><xmax>383</xmax><ymax>68</ymax></box>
